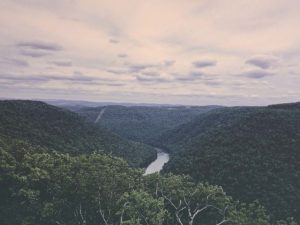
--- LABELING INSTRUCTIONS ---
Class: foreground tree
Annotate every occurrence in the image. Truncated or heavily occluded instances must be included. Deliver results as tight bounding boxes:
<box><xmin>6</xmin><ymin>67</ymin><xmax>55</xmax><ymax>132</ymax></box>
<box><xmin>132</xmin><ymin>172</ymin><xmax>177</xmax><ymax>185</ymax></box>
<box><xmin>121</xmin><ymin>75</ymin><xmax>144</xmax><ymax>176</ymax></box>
<box><xmin>143</xmin><ymin>173</ymin><xmax>290</xmax><ymax>225</ymax></box>
<box><xmin>0</xmin><ymin>142</ymin><xmax>297</xmax><ymax>225</ymax></box>
<box><xmin>118</xmin><ymin>190</ymin><xmax>166</xmax><ymax>225</ymax></box>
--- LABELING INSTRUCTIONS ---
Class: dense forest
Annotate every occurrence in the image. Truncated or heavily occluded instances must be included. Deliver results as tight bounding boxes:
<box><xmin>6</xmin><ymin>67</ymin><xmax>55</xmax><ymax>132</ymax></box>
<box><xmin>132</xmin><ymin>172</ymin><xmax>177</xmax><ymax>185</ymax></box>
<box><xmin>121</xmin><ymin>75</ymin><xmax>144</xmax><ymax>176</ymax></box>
<box><xmin>0</xmin><ymin>101</ymin><xmax>156</xmax><ymax>167</ymax></box>
<box><xmin>0</xmin><ymin>140</ymin><xmax>296</xmax><ymax>225</ymax></box>
<box><xmin>72</xmin><ymin>105</ymin><xmax>220</xmax><ymax>145</ymax></box>
<box><xmin>160</xmin><ymin>104</ymin><xmax>300</xmax><ymax>222</ymax></box>
<box><xmin>0</xmin><ymin>100</ymin><xmax>299</xmax><ymax>224</ymax></box>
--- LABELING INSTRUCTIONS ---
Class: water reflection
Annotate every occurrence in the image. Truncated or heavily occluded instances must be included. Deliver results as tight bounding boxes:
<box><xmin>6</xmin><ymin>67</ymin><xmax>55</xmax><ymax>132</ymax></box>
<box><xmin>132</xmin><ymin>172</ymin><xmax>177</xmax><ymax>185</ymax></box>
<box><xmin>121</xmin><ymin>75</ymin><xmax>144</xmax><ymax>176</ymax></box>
<box><xmin>144</xmin><ymin>149</ymin><xmax>169</xmax><ymax>175</ymax></box>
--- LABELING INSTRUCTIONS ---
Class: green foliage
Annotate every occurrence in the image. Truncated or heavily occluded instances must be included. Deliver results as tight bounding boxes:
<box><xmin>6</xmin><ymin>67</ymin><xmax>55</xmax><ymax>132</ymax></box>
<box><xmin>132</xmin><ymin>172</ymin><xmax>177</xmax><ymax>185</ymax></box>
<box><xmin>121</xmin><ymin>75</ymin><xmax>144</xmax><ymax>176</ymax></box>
<box><xmin>118</xmin><ymin>190</ymin><xmax>166</xmax><ymax>225</ymax></box>
<box><xmin>74</xmin><ymin>105</ymin><xmax>220</xmax><ymax>146</ymax></box>
<box><xmin>0</xmin><ymin>142</ymin><xmax>141</xmax><ymax>225</ymax></box>
<box><xmin>230</xmin><ymin>201</ymin><xmax>271</xmax><ymax>225</ymax></box>
<box><xmin>276</xmin><ymin>218</ymin><xmax>298</xmax><ymax>225</ymax></box>
<box><xmin>0</xmin><ymin>100</ymin><xmax>156</xmax><ymax>167</ymax></box>
<box><xmin>0</xmin><ymin>142</ymin><xmax>290</xmax><ymax>225</ymax></box>
<box><xmin>143</xmin><ymin>173</ymin><xmax>281</xmax><ymax>225</ymax></box>
<box><xmin>1</xmin><ymin>100</ymin><xmax>299</xmax><ymax>224</ymax></box>
<box><xmin>162</xmin><ymin>106</ymin><xmax>300</xmax><ymax>222</ymax></box>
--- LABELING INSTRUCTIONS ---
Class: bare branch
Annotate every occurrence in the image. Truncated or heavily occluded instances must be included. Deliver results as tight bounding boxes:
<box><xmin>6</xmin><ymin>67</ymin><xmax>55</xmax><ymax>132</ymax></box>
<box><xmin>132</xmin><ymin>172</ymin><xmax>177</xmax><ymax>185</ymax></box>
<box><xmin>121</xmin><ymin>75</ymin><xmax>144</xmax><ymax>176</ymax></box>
<box><xmin>120</xmin><ymin>202</ymin><xmax>129</xmax><ymax>225</ymax></box>
<box><xmin>155</xmin><ymin>182</ymin><xmax>159</xmax><ymax>198</ymax></box>
<box><xmin>79</xmin><ymin>203</ymin><xmax>86</xmax><ymax>225</ymax></box>
<box><xmin>160</xmin><ymin>190</ymin><xmax>178</xmax><ymax>209</ymax></box>
<box><xmin>97</xmin><ymin>191</ymin><xmax>108</xmax><ymax>225</ymax></box>
<box><xmin>175</xmin><ymin>210</ymin><xmax>185</xmax><ymax>225</ymax></box>
<box><xmin>139</xmin><ymin>212</ymin><xmax>150</xmax><ymax>225</ymax></box>
<box><xmin>216</xmin><ymin>219</ymin><xmax>230</xmax><ymax>225</ymax></box>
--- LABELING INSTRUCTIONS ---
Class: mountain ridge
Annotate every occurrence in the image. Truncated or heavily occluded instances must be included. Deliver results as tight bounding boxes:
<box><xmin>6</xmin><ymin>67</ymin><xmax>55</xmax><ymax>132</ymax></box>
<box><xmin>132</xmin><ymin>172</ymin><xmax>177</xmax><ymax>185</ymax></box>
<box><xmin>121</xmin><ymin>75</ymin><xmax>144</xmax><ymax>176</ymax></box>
<box><xmin>0</xmin><ymin>100</ymin><xmax>156</xmax><ymax>167</ymax></box>
<box><xmin>161</xmin><ymin>105</ymin><xmax>300</xmax><ymax>221</ymax></box>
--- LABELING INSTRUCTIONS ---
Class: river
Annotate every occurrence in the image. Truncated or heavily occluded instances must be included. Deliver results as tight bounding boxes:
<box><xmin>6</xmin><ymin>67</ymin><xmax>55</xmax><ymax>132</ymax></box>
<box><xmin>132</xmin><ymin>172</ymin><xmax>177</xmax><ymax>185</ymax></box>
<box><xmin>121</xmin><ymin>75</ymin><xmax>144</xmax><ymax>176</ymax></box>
<box><xmin>144</xmin><ymin>149</ymin><xmax>169</xmax><ymax>175</ymax></box>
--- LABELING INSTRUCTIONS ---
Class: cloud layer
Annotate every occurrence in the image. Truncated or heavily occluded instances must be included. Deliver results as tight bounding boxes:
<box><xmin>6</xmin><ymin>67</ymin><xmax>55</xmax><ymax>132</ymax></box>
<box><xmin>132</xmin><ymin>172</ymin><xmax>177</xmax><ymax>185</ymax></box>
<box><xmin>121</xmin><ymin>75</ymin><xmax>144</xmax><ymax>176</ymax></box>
<box><xmin>0</xmin><ymin>0</ymin><xmax>300</xmax><ymax>105</ymax></box>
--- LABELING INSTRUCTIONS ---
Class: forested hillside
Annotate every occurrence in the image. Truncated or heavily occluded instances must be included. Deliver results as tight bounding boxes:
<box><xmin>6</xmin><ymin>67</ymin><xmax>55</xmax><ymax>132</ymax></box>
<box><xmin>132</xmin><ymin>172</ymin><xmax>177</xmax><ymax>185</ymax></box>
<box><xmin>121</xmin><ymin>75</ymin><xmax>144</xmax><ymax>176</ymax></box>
<box><xmin>161</xmin><ymin>105</ymin><xmax>300</xmax><ymax>221</ymax></box>
<box><xmin>1</xmin><ymin>100</ymin><xmax>299</xmax><ymax>224</ymax></box>
<box><xmin>73</xmin><ymin>105</ymin><xmax>221</xmax><ymax>145</ymax></box>
<box><xmin>0</xmin><ymin>141</ymin><xmax>296</xmax><ymax>225</ymax></box>
<box><xmin>0</xmin><ymin>100</ymin><xmax>156</xmax><ymax>167</ymax></box>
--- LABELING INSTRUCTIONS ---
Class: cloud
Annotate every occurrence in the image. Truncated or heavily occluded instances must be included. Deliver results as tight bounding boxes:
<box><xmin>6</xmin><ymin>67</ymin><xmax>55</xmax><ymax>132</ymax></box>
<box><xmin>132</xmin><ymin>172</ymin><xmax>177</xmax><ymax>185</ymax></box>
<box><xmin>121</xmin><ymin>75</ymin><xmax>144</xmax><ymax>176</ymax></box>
<box><xmin>20</xmin><ymin>50</ymin><xmax>50</xmax><ymax>57</ymax></box>
<box><xmin>49</xmin><ymin>60</ymin><xmax>72</xmax><ymax>67</ymax></box>
<box><xmin>204</xmin><ymin>81</ymin><xmax>222</xmax><ymax>86</ymax></box>
<box><xmin>242</xmin><ymin>70</ymin><xmax>274</xmax><ymax>79</ymax></box>
<box><xmin>245</xmin><ymin>56</ymin><xmax>276</xmax><ymax>69</ymax></box>
<box><xmin>106</xmin><ymin>68</ymin><xmax>128</xmax><ymax>75</ymax></box>
<box><xmin>128</xmin><ymin>60</ymin><xmax>174</xmax><ymax>73</ymax></box>
<box><xmin>192</xmin><ymin>60</ymin><xmax>217</xmax><ymax>68</ymax></box>
<box><xmin>11</xmin><ymin>59</ymin><xmax>29</xmax><ymax>67</ymax></box>
<box><xmin>109</xmin><ymin>39</ymin><xmax>119</xmax><ymax>44</ymax></box>
<box><xmin>0</xmin><ymin>73</ymin><xmax>48</xmax><ymax>82</ymax></box>
<box><xmin>129</xmin><ymin>64</ymin><xmax>156</xmax><ymax>73</ymax></box>
<box><xmin>16</xmin><ymin>40</ymin><xmax>63</xmax><ymax>58</ymax></box>
<box><xmin>118</xmin><ymin>53</ymin><xmax>128</xmax><ymax>58</ymax></box>
<box><xmin>135</xmin><ymin>75</ymin><xmax>169</xmax><ymax>83</ymax></box>
<box><xmin>173</xmin><ymin>71</ymin><xmax>204</xmax><ymax>82</ymax></box>
<box><xmin>100</xmin><ymin>82</ymin><xmax>125</xmax><ymax>87</ymax></box>
<box><xmin>164</xmin><ymin>60</ymin><xmax>176</xmax><ymax>67</ymax></box>
<box><xmin>189</xmin><ymin>71</ymin><xmax>205</xmax><ymax>77</ymax></box>
<box><xmin>63</xmin><ymin>72</ymin><xmax>94</xmax><ymax>82</ymax></box>
<box><xmin>0</xmin><ymin>72</ymin><xmax>95</xmax><ymax>83</ymax></box>
<box><xmin>0</xmin><ymin>58</ymin><xmax>29</xmax><ymax>67</ymax></box>
<box><xmin>109</xmin><ymin>60</ymin><xmax>175</xmax><ymax>77</ymax></box>
<box><xmin>16</xmin><ymin>41</ymin><xmax>63</xmax><ymax>51</ymax></box>
<box><xmin>141</xmin><ymin>71</ymin><xmax>160</xmax><ymax>77</ymax></box>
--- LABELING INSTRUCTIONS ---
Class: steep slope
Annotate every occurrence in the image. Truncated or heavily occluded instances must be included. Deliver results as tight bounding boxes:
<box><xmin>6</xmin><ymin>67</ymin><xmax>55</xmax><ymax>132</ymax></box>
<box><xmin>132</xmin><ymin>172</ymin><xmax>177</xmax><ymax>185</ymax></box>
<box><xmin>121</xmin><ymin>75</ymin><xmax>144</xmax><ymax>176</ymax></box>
<box><xmin>161</xmin><ymin>106</ymin><xmax>300</xmax><ymax>221</ymax></box>
<box><xmin>158</xmin><ymin>107</ymin><xmax>258</xmax><ymax>152</ymax></box>
<box><xmin>0</xmin><ymin>100</ymin><xmax>156</xmax><ymax>167</ymax></box>
<box><xmin>74</xmin><ymin>105</ymin><xmax>221</xmax><ymax>146</ymax></box>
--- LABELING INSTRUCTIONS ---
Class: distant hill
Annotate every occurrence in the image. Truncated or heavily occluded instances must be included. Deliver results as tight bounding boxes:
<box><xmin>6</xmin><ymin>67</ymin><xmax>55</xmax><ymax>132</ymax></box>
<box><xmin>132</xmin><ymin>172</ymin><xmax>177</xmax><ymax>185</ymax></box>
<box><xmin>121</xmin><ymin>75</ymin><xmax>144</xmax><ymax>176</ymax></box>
<box><xmin>73</xmin><ymin>105</ymin><xmax>221</xmax><ymax>146</ymax></box>
<box><xmin>44</xmin><ymin>99</ymin><xmax>191</xmax><ymax>108</ymax></box>
<box><xmin>0</xmin><ymin>100</ymin><xmax>156</xmax><ymax>167</ymax></box>
<box><xmin>268</xmin><ymin>101</ymin><xmax>300</xmax><ymax>110</ymax></box>
<box><xmin>161</xmin><ymin>106</ymin><xmax>300</xmax><ymax>221</ymax></box>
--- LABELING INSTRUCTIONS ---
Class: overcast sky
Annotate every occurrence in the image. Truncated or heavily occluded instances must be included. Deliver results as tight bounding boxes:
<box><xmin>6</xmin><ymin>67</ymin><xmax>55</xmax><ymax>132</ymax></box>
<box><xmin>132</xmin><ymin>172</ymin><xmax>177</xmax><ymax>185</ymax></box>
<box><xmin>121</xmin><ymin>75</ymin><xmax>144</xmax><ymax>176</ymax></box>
<box><xmin>0</xmin><ymin>0</ymin><xmax>300</xmax><ymax>106</ymax></box>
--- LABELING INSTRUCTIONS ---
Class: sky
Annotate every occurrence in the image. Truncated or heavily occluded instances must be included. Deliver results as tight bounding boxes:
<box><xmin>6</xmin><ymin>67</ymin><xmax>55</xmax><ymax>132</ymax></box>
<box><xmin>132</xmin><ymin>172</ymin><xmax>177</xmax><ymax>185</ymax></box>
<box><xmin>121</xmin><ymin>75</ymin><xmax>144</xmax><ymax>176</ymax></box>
<box><xmin>0</xmin><ymin>0</ymin><xmax>300</xmax><ymax>106</ymax></box>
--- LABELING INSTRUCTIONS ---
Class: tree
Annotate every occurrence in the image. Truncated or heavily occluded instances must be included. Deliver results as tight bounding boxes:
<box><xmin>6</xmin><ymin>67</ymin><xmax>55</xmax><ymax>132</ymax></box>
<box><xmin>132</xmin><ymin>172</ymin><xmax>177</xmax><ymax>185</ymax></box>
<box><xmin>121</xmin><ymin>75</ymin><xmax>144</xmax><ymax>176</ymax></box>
<box><xmin>118</xmin><ymin>190</ymin><xmax>166</xmax><ymax>225</ymax></box>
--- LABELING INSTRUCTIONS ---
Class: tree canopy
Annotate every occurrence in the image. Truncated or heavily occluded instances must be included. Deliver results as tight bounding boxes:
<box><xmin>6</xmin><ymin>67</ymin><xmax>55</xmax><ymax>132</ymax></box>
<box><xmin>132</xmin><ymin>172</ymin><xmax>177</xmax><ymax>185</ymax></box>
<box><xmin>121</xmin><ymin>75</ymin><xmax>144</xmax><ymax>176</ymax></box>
<box><xmin>0</xmin><ymin>141</ymin><xmax>297</xmax><ymax>225</ymax></box>
<box><xmin>161</xmin><ymin>106</ymin><xmax>300</xmax><ymax>222</ymax></box>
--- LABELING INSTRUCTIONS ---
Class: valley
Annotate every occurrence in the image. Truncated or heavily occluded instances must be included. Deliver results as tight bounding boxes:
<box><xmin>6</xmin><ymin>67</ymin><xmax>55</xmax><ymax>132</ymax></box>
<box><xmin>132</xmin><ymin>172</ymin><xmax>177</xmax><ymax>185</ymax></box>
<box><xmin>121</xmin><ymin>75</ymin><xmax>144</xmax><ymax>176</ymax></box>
<box><xmin>0</xmin><ymin>100</ymin><xmax>299</xmax><ymax>225</ymax></box>
<box><xmin>66</xmin><ymin>101</ymin><xmax>300</xmax><ymax>222</ymax></box>
<box><xmin>2</xmin><ymin>1</ymin><xmax>300</xmax><ymax>224</ymax></box>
